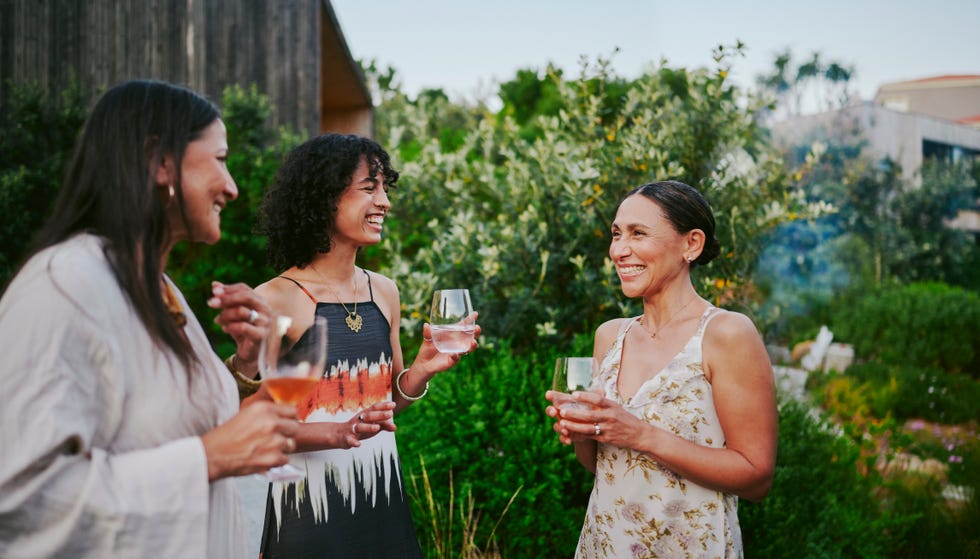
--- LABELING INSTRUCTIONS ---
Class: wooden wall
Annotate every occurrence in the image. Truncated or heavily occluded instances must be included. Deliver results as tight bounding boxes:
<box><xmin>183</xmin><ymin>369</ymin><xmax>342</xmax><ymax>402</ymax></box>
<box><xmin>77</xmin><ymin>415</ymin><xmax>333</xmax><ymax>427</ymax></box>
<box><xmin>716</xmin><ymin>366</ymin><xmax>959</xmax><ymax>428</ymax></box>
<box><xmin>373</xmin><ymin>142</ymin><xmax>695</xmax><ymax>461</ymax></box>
<box><xmin>0</xmin><ymin>0</ymin><xmax>338</xmax><ymax>137</ymax></box>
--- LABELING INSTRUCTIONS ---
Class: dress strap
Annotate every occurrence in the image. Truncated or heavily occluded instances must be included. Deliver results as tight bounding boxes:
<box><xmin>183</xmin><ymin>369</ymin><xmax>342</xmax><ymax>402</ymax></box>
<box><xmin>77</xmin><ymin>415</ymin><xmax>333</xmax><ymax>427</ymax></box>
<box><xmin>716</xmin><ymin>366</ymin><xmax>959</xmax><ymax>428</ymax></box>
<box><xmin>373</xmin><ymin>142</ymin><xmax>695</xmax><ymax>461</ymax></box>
<box><xmin>278</xmin><ymin>275</ymin><xmax>318</xmax><ymax>304</ymax></box>
<box><xmin>695</xmin><ymin>306</ymin><xmax>720</xmax><ymax>337</ymax></box>
<box><xmin>362</xmin><ymin>268</ymin><xmax>375</xmax><ymax>302</ymax></box>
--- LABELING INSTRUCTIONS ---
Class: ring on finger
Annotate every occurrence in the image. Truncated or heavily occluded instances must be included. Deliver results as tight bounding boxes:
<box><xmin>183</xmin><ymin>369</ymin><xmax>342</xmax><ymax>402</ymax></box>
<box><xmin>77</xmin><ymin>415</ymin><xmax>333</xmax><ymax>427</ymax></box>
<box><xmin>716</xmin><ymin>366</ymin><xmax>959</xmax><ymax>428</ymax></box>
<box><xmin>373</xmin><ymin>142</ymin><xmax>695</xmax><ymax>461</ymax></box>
<box><xmin>285</xmin><ymin>437</ymin><xmax>295</xmax><ymax>453</ymax></box>
<box><xmin>594</xmin><ymin>423</ymin><xmax>601</xmax><ymax>436</ymax></box>
<box><xmin>352</xmin><ymin>423</ymin><xmax>358</xmax><ymax>434</ymax></box>
<box><xmin>247</xmin><ymin>308</ymin><xmax>259</xmax><ymax>324</ymax></box>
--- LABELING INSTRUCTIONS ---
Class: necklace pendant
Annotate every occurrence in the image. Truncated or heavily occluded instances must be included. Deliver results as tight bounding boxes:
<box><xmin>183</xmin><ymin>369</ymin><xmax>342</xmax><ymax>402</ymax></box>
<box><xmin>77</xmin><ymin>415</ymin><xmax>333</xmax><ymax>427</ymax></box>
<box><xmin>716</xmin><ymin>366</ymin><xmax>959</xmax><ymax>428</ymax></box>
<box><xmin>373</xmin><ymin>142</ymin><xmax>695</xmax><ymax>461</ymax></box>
<box><xmin>345</xmin><ymin>312</ymin><xmax>363</xmax><ymax>333</ymax></box>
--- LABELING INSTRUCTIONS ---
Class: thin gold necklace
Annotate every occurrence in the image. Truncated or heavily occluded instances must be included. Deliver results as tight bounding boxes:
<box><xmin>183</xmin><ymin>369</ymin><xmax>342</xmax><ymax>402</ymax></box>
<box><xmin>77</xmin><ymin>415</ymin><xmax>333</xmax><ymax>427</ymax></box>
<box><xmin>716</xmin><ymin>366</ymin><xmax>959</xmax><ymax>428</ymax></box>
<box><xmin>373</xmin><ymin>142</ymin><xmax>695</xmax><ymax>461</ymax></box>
<box><xmin>313</xmin><ymin>264</ymin><xmax>363</xmax><ymax>333</ymax></box>
<box><xmin>639</xmin><ymin>295</ymin><xmax>698</xmax><ymax>339</ymax></box>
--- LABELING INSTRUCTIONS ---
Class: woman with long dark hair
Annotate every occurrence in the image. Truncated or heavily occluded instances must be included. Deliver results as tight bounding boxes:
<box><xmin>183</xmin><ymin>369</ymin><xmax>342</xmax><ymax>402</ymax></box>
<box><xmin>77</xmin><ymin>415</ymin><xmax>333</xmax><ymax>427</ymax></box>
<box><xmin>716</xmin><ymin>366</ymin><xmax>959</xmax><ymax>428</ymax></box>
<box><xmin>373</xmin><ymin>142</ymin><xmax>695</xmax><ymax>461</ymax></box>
<box><xmin>0</xmin><ymin>80</ymin><xmax>298</xmax><ymax>558</ymax></box>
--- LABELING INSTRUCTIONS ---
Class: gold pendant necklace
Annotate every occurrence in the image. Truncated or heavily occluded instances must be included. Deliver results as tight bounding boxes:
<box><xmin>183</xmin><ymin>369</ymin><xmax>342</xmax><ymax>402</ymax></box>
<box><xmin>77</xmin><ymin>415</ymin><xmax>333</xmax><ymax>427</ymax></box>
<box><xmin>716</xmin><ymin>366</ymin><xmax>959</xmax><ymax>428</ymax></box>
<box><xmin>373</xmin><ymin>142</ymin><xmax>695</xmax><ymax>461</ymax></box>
<box><xmin>314</xmin><ymin>265</ymin><xmax>363</xmax><ymax>333</ymax></box>
<box><xmin>640</xmin><ymin>295</ymin><xmax>698</xmax><ymax>339</ymax></box>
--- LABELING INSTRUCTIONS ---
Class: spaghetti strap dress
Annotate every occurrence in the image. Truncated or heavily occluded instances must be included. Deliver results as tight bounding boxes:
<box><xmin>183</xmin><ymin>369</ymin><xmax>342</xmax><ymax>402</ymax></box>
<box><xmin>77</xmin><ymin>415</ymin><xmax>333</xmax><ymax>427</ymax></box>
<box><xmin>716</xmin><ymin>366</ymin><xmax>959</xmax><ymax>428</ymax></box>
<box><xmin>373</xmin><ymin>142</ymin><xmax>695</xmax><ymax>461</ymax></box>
<box><xmin>575</xmin><ymin>307</ymin><xmax>743</xmax><ymax>558</ymax></box>
<box><xmin>259</xmin><ymin>270</ymin><xmax>421</xmax><ymax>559</ymax></box>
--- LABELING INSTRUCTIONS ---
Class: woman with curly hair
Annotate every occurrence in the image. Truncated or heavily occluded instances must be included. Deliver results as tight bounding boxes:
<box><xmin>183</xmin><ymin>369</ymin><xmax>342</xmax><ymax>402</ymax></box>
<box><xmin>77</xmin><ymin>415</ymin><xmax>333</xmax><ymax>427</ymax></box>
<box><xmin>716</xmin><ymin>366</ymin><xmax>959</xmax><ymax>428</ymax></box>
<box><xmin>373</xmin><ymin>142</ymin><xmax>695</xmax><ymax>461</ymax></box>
<box><xmin>227</xmin><ymin>133</ymin><xmax>479</xmax><ymax>558</ymax></box>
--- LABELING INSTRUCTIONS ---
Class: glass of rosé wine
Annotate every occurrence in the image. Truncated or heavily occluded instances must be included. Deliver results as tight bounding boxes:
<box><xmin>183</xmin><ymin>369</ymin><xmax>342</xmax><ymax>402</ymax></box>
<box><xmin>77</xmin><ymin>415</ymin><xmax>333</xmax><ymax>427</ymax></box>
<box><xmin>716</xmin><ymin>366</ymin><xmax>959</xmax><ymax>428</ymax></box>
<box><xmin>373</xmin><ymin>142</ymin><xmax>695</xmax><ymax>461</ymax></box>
<box><xmin>257</xmin><ymin>315</ymin><xmax>327</xmax><ymax>482</ymax></box>
<box><xmin>428</xmin><ymin>289</ymin><xmax>476</xmax><ymax>354</ymax></box>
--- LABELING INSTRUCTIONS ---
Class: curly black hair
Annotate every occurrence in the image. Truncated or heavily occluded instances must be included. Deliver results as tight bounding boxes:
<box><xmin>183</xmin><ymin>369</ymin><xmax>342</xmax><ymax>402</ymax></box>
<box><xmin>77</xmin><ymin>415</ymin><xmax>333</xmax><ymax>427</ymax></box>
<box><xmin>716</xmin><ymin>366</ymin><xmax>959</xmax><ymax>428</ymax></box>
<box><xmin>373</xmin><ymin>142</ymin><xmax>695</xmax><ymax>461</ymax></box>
<box><xmin>258</xmin><ymin>133</ymin><xmax>399</xmax><ymax>270</ymax></box>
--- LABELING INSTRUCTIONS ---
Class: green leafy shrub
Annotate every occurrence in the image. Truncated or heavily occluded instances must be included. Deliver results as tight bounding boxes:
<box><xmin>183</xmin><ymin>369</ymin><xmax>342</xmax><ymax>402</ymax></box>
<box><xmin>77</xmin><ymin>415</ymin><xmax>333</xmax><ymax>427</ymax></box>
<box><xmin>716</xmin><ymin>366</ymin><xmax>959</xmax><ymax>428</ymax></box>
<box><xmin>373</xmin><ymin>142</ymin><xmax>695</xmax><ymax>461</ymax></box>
<box><xmin>0</xmin><ymin>78</ymin><xmax>93</xmax><ymax>287</ymax></box>
<box><xmin>740</xmin><ymin>402</ymin><xmax>914</xmax><ymax>558</ymax></box>
<box><xmin>370</xmin><ymin>48</ymin><xmax>828</xmax><ymax>352</ymax></box>
<box><xmin>833</xmin><ymin>282</ymin><xmax>980</xmax><ymax>377</ymax></box>
<box><xmin>397</xmin><ymin>336</ymin><xmax>594</xmax><ymax>558</ymax></box>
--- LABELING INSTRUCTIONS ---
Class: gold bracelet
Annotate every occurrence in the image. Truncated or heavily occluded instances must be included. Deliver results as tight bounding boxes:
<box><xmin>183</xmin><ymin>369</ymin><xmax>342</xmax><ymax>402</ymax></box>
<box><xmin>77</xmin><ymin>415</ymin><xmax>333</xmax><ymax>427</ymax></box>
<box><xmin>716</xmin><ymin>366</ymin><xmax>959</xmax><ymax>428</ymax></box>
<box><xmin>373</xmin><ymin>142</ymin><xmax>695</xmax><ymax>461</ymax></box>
<box><xmin>224</xmin><ymin>354</ymin><xmax>261</xmax><ymax>400</ymax></box>
<box><xmin>395</xmin><ymin>368</ymin><xmax>428</xmax><ymax>401</ymax></box>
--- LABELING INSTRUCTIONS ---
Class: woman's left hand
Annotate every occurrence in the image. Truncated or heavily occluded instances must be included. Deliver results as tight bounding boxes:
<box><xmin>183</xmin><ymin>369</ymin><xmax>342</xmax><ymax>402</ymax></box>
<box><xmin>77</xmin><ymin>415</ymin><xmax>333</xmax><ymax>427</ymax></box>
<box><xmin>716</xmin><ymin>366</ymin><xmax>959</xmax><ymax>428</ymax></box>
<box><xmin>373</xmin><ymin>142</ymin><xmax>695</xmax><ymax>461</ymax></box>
<box><xmin>551</xmin><ymin>391</ymin><xmax>645</xmax><ymax>448</ymax></box>
<box><xmin>209</xmin><ymin>281</ymin><xmax>271</xmax><ymax>367</ymax></box>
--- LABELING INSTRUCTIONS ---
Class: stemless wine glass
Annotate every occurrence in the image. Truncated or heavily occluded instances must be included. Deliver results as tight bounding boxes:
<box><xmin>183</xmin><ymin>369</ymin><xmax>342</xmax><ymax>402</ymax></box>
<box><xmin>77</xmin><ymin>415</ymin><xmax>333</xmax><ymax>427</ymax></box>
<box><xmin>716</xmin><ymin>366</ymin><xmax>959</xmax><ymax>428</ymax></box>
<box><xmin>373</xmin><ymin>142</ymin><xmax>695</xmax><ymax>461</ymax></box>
<box><xmin>257</xmin><ymin>315</ymin><xmax>327</xmax><ymax>482</ymax></box>
<box><xmin>429</xmin><ymin>288</ymin><xmax>475</xmax><ymax>354</ymax></box>
<box><xmin>552</xmin><ymin>357</ymin><xmax>597</xmax><ymax>410</ymax></box>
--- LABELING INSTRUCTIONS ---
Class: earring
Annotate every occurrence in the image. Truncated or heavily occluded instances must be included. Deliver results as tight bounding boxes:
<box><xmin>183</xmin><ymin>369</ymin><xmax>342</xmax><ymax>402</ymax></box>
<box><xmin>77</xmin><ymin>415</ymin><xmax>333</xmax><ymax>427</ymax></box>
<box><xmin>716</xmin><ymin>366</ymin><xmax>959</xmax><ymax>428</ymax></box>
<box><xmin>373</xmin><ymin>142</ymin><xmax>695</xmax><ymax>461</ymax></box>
<box><xmin>685</xmin><ymin>255</ymin><xmax>693</xmax><ymax>263</ymax></box>
<box><xmin>167</xmin><ymin>184</ymin><xmax>175</xmax><ymax>199</ymax></box>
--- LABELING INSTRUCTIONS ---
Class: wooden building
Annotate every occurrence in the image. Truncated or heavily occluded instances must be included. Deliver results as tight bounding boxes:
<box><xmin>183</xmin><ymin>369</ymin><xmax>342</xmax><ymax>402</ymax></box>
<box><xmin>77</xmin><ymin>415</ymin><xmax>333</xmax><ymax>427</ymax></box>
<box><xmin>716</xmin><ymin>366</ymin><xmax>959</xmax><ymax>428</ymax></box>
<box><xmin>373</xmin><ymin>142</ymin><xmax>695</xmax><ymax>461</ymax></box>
<box><xmin>0</xmin><ymin>0</ymin><xmax>373</xmax><ymax>138</ymax></box>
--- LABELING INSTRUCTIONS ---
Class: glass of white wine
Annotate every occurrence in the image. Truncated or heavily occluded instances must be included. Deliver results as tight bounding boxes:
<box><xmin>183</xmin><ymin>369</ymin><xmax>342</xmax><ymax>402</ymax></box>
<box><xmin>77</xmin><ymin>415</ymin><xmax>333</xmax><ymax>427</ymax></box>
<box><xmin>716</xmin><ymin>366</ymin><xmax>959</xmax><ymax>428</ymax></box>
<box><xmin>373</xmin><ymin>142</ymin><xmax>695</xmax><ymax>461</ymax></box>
<box><xmin>552</xmin><ymin>357</ymin><xmax>597</xmax><ymax>410</ymax></box>
<box><xmin>257</xmin><ymin>315</ymin><xmax>327</xmax><ymax>482</ymax></box>
<box><xmin>429</xmin><ymin>289</ymin><xmax>475</xmax><ymax>354</ymax></box>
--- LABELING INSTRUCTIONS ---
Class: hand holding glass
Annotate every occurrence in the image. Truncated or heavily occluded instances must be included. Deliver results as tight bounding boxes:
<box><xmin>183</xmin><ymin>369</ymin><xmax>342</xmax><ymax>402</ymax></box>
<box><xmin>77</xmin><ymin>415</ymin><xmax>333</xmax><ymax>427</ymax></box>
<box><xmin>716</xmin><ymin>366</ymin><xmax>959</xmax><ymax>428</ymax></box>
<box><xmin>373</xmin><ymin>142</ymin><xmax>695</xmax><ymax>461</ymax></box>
<box><xmin>429</xmin><ymin>289</ymin><xmax>476</xmax><ymax>354</ymax></box>
<box><xmin>552</xmin><ymin>357</ymin><xmax>596</xmax><ymax>410</ymax></box>
<box><xmin>257</xmin><ymin>315</ymin><xmax>327</xmax><ymax>482</ymax></box>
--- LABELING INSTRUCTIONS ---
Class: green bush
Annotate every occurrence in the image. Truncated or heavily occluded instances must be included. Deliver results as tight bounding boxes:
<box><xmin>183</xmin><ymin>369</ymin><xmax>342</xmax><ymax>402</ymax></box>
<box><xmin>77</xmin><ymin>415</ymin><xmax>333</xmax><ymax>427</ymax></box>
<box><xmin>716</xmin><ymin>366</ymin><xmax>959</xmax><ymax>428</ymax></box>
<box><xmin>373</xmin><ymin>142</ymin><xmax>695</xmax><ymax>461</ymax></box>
<box><xmin>0</xmin><ymin>78</ymin><xmax>93</xmax><ymax>287</ymax></box>
<box><xmin>368</xmin><ymin>49</ymin><xmax>828</xmax><ymax>352</ymax></box>
<box><xmin>397</xmin><ymin>336</ymin><xmax>594</xmax><ymax>558</ymax></box>
<box><xmin>833</xmin><ymin>282</ymin><xmax>980</xmax><ymax>377</ymax></box>
<box><xmin>740</xmin><ymin>402</ymin><xmax>914</xmax><ymax>558</ymax></box>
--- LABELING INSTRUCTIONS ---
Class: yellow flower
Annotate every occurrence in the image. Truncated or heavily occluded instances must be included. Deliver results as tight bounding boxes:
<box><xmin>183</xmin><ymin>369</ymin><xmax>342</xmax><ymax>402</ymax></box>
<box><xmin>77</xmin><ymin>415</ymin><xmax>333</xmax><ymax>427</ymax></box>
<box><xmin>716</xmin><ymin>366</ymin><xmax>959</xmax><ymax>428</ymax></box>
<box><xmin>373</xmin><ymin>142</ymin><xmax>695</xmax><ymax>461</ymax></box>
<box><xmin>606</xmin><ymin>131</ymin><xmax>615</xmax><ymax>142</ymax></box>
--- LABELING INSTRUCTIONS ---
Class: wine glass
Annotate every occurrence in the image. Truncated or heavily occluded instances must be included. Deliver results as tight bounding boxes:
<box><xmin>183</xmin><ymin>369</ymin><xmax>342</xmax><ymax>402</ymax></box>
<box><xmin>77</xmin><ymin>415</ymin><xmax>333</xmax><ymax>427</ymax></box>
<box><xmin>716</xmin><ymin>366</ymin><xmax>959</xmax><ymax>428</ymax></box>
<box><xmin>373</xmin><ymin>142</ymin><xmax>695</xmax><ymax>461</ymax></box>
<box><xmin>257</xmin><ymin>315</ymin><xmax>327</xmax><ymax>482</ymax></box>
<box><xmin>429</xmin><ymin>289</ymin><xmax>475</xmax><ymax>354</ymax></box>
<box><xmin>552</xmin><ymin>357</ymin><xmax>597</xmax><ymax>410</ymax></box>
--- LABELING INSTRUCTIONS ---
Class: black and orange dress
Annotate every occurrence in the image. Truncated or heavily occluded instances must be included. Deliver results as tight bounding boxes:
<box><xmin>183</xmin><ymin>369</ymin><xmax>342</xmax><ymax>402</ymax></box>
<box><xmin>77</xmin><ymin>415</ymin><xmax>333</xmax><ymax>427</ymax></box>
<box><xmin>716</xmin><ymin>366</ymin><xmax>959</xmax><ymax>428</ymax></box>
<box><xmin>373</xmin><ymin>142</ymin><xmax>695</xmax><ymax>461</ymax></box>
<box><xmin>259</xmin><ymin>271</ymin><xmax>421</xmax><ymax>559</ymax></box>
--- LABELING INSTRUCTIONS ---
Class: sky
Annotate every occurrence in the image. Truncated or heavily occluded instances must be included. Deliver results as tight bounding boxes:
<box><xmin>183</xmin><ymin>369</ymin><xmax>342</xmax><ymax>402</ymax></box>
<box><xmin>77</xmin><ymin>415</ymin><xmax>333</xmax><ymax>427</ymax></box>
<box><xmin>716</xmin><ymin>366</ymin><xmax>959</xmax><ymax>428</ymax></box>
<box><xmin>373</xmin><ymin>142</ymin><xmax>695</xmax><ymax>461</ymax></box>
<box><xmin>331</xmin><ymin>0</ymin><xmax>980</xmax><ymax>108</ymax></box>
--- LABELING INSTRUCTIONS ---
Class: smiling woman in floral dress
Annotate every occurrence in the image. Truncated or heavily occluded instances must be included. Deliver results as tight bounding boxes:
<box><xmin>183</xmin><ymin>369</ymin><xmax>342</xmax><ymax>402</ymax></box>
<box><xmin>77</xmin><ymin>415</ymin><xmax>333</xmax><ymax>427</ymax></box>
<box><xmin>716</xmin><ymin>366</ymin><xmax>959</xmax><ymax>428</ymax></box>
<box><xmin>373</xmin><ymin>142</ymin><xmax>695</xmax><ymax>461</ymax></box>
<box><xmin>546</xmin><ymin>180</ymin><xmax>777</xmax><ymax>558</ymax></box>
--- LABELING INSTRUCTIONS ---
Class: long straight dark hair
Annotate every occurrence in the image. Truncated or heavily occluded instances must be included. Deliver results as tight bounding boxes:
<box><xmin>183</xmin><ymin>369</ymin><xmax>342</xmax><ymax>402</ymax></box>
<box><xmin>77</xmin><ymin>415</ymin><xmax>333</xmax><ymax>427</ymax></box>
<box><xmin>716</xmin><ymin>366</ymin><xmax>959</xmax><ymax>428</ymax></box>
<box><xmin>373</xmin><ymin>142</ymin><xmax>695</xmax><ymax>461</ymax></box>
<box><xmin>29</xmin><ymin>79</ymin><xmax>220</xmax><ymax>367</ymax></box>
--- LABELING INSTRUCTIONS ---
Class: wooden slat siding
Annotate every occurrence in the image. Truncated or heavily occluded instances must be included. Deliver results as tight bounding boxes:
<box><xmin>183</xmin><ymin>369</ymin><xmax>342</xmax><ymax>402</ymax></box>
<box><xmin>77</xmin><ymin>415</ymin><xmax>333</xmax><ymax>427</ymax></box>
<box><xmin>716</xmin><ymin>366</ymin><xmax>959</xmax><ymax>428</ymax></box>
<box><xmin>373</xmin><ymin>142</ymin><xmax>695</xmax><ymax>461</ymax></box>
<box><xmin>1</xmin><ymin>1</ymin><xmax>363</xmax><ymax>138</ymax></box>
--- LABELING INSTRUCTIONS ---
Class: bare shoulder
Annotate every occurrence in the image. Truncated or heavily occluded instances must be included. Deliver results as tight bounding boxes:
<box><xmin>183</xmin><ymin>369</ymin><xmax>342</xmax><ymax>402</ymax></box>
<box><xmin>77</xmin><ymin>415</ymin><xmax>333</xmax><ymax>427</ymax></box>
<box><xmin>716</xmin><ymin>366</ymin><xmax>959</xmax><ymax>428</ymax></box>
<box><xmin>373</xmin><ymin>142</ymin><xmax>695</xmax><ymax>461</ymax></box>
<box><xmin>594</xmin><ymin>317</ymin><xmax>629</xmax><ymax>356</ymax></box>
<box><xmin>256</xmin><ymin>275</ymin><xmax>313</xmax><ymax>320</ymax></box>
<box><xmin>364</xmin><ymin>269</ymin><xmax>399</xmax><ymax>299</ymax></box>
<box><xmin>703</xmin><ymin>308</ymin><xmax>771</xmax><ymax>382</ymax></box>
<box><xmin>704</xmin><ymin>308</ymin><xmax>763</xmax><ymax>346</ymax></box>
<box><xmin>363</xmin><ymin>270</ymin><xmax>400</xmax><ymax>320</ymax></box>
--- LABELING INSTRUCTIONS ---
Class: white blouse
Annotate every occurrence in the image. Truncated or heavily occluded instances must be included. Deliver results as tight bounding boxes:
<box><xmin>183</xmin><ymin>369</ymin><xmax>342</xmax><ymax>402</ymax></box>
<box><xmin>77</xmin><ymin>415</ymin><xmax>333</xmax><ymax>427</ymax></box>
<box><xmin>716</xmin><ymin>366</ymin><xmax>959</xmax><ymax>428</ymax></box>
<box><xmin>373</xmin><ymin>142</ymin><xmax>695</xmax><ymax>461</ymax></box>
<box><xmin>0</xmin><ymin>233</ymin><xmax>248</xmax><ymax>558</ymax></box>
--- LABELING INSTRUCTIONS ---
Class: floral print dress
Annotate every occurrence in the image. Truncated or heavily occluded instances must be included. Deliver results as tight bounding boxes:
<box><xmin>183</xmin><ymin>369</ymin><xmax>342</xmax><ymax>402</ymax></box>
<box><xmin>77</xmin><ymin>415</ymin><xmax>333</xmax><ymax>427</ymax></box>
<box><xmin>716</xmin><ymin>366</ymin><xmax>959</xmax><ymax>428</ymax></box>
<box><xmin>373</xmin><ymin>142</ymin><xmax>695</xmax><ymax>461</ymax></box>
<box><xmin>576</xmin><ymin>307</ymin><xmax>742</xmax><ymax>559</ymax></box>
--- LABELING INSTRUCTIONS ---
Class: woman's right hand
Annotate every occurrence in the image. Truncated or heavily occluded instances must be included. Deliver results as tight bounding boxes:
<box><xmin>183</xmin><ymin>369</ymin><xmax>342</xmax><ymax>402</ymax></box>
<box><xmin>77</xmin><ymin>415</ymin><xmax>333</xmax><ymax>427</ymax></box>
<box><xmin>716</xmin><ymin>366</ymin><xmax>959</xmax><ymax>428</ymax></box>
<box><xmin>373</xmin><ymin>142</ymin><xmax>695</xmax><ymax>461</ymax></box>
<box><xmin>200</xmin><ymin>401</ymin><xmax>299</xmax><ymax>481</ymax></box>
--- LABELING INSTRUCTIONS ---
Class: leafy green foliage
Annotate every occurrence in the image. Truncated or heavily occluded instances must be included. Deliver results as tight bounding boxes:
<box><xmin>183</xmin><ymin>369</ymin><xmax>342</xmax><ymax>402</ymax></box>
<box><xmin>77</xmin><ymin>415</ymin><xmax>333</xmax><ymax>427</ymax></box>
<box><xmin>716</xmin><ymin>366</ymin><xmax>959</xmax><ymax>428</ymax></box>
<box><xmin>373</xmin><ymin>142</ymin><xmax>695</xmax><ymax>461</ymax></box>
<box><xmin>833</xmin><ymin>282</ymin><xmax>980</xmax><ymax>376</ymax></box>
<box><xmin>0</xmin><ymin>78</ymin><xmax>93</xmax><ymax>287</ymax></box>
<box><xmin>369</xmin><ymin>47</ymin><xmax>826</xmax><ymax>352</ymax></box>
<box><xmin>740</xmin><ymin>402</ymin><xmax>913</xmax><ymax>558</ymax></box>
<box><xmin>398</xmin><ymin>336</ymin><xmax>594</xmax><ymax>558</ymax></box>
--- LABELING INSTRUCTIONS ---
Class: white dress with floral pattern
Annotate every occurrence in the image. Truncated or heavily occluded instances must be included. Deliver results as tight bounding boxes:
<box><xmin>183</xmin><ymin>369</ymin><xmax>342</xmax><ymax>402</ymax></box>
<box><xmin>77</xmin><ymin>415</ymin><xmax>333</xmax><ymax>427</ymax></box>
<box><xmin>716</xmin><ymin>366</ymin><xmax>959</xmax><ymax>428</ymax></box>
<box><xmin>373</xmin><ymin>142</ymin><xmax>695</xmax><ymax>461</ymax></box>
<box><xmin>575</xmin><ymin>307</ymin><xmax>742</xmax><ymax>559</ymax></box>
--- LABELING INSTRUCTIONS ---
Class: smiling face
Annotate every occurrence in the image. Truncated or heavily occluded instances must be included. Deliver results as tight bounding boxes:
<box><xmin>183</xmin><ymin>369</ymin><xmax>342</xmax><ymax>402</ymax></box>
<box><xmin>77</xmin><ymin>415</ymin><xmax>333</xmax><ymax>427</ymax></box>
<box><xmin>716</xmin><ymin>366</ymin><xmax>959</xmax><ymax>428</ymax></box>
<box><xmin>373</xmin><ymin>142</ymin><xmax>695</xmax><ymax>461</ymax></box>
<box><xmin>609</xmin><ymin>194</ymin><xmax>695</xmax><ymax>299</ymax></box>
<box><xmin>332</xmin><ymin>156</ymin><xmax>390</xmax><ymax>247</ymax></box>
<box><xmin>167</xmin><ymin>119</ymin><xmax>237</xmax><ymax>245</ymax></box>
